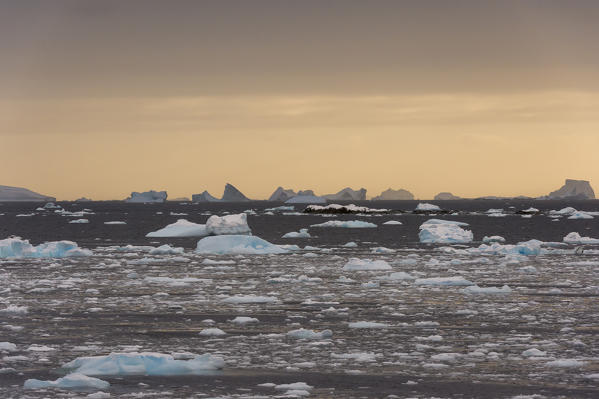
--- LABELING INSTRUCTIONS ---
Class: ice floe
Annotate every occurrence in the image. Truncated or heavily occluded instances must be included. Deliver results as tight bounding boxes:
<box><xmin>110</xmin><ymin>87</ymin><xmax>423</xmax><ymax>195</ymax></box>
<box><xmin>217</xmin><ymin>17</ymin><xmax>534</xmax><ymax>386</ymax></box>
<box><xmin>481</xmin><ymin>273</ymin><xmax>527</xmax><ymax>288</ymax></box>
<box><xmin>146</xmin><ymin>219</ymin><xmax>208</xmax><ymax>237</ymax></box>
<box><xmin>419</xmin><ymin>219</ymin><xmax>473</xmax><ymax>244</ymax></box>
<box><xmin>310</xmin><ymin>220</ymin><xmax>377</xmax><ymax>228</ymax></box>
<box><xmin>24</xmin><ymin>373</ymin><xmax>110</xmax><ymax>390</ymax></box>
<box><xmin>0</xmin><ymin>237</ymin><xmax>92</xmax><ymax>258</ymax></box>
<box><xmin>196</xmin><ymin>235</ymin><xmax>287</xmax><ymax>255</ymax></box>
<box><xmin>342</xmin><ymin>258</ymin><xmax>392</xmax><ymax>271</ymax></box>
<box><xmin>205</xmin><ymin>213</ymin><xmax>251</xmax><ymax>235</ymax></box>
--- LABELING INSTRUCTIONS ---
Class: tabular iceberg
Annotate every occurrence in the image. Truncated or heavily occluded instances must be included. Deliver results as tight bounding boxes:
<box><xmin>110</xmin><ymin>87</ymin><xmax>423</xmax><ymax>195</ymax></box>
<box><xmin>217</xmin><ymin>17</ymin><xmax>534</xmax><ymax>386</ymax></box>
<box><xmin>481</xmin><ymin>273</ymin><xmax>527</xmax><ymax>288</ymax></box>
<box><xmin>205</xmin><ymin>213</ymin><xmax>251</xmax><ymax>235</ymax></box>
<box><xmin>125</xmin><ymin>190</ymin><xmax>167</xmax><ymax>203</ymax></box>
<box><xmin>0</xmin><ymin>237</ymin><xmax>92</xmax><ymax>258</ymax></box>
<box><xmin>196</xmin><ymin>235</ymin><xmax>288</xmax><ymax>255</ymax></box>
<box><xmin>63</xmin><ymin>352</ymin><xmax>225</xmax><ymax>376</ymax></box>
<box><xmin>146</xmin><ymin>219</ymin><xmax>208</xmax><ymax>237</ymax></box>
<box><xmin>434</xmin><ymin>192</ymin><xmax>461</xmax><ymax>200</ymax></box>
<box><xmin>323</xmin><ymin>187</ymin><xmax>367</xmax><ymax>201</ymax></box>
<box><xmin>372</xmin><ymin>188</ymin><xmax>414</xmax><ymax>200</ymax></box>
<box><xmin>545</xmin><ymin>179</ymin><xmax>595</xmax><ymax>199</ymax></box>
<box><xmin>419</xmin><ymin>219</ymin><xmax>473</xmax><ymax>244</ymax></box>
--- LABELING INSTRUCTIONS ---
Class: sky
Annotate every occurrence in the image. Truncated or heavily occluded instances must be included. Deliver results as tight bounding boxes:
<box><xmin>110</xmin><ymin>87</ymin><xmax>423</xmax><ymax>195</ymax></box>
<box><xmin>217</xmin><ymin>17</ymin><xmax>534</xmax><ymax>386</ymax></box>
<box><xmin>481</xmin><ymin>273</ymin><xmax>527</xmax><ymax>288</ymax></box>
<box><xmin>1</xmin><ymin>0</ymin><xmax>598</xmax><ymax>200</ymax></box>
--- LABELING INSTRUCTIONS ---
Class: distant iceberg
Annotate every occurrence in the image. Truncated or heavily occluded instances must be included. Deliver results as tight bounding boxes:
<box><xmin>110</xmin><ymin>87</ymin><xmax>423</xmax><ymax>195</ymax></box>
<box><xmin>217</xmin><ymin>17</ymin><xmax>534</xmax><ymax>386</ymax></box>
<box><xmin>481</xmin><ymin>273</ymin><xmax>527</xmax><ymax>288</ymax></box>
<box><xmin>415</xmin><ymin>203</ymin><xmax>442</xmax><ymax>212</ymax></box>
<box><xmin>0</xmin><ymin>185</ymin><xmax>55</xmax><ymax>202</ymax></box>
<box><xmin>434</xmin><ymin>192</ymin><xmax>461</xmax><ymax>200</ymax></box>
<box><xmin>323</xmin><ymin>187</ymin><xmax>366</xmax><ymax>201</ymax></box>
<box><xmin>0</xmin><ymin>237</ymin><xmax>92</xmax><ymax>258</ymax></box>
<box><xmin>192</xmin><ymin>183</ymin><xmax>250</xmax><ymax>202</ymax></box>
<box><xmin>543</xmin><ymin>179</ymin><xmax>595</xmax><ymax>199</ymax></box>
<box><xmin>196</xmin><ymin>235</ymin><xmax>288</xmax><ymax>255</ymax></box>
<box><xmin>268</xmin><ymin>187</ymin><xmax>297</xmax><ymax>202</ymax></box>
<box><xmin>125</xmin><ymin>190</ymin><xmax>167</xmax><ymax>203</ymax></box>
<box><xmin>372</xmin><ymin>188</ymin><xmax>414</xmax><ymax>200</ymax></box>
<box><xmin>285</xmin><ymin>195</ymin><xmax>326</xmax><ymax>204</ymax></box>
<box><xmin>146</xmin><ymin>219</ymin><xmax>208</xmax><ymax>238</ymax></box>
<box><xmin>192</xmin><ymin>190</ymin><xmax>221</xmax><ymax>202</ymax></box>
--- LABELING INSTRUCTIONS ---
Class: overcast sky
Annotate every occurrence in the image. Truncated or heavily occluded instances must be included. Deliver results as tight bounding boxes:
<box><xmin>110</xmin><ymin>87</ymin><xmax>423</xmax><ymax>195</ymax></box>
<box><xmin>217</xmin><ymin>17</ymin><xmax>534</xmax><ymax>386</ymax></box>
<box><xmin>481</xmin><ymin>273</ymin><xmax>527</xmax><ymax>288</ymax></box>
<box><xmin>1</xmin><ymin>0</ymin><xmax>598</xmax><ymax>199</ymax></box>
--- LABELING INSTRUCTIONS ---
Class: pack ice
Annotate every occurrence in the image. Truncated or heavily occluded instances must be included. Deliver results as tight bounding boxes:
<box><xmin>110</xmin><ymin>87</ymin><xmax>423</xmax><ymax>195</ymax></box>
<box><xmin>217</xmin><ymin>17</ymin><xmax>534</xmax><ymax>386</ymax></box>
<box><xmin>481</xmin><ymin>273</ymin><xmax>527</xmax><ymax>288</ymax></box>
<box><xmin>0</xmin><ymin>237</ymin><xmax>92</xmax><ymax>258</ymax></box>
<box><xmin>196</xmin><ymin>235</ymin><xmax>288</xmax><ymax>255</ymax></box>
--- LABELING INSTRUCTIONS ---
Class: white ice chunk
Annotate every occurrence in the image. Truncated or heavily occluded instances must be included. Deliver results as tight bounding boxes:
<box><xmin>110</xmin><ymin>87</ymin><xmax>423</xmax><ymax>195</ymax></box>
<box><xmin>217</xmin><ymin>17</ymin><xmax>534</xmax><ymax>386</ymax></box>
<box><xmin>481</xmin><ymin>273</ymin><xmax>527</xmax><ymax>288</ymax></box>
<box><xmin>310</xmin><ymin>220</ymin><xmax>377</xmax><ymax>228</ymax></box>
<box><xmin>419</xmin><ymin>219</ymin><xmax>473</xmax><ymax>244</ymax></box>
<box><xmin>461</xmin><ymin>285</ymin><xmax>512</xmax><ymax>295</ymax></box>
<box><xmin>0</xmin><ymin>237</ymin><xmax>92</xmax><ymax>258</ymax></box>
<box><xmin>146</xmin><ymin>219</ymin><xmax>207</xmax><ymax>238</ymax></box>
<box><xmin>287</xmin><ymin>328</ymin><xmax>333</xmax><ymax>340</ymax></box>
<box><xmin>196</xmin><ymin>235</ymin><xmax>287</xmax><ymax>255</ymax></box>
<box><xmin>414</xmin><ymin>276</ymin><xmax>474</xmax><ymax>286</ymax></box>
<box><xmin>415</xmin><ymin>203</ymin><xmax>441</xmax><ymax>211</ymax></box>
<box><xmin>205</xmin><ymin>213</ymin><xmax>251</xmax><ymax>235</ymax></box>
<box><xmin>563</xmin><ymin>232</ymin><xmax>599</xmax><ymax>244</ymax></box>
<box><xmin>342</xmin><ymin>258</ymin><xmax>392</xmax><ymax>271</ymax></box>
<box><xmin>282</xmin><ymin>229</ymin><xmax>311</xmax><ymax>238</ymax></box>
<box><xmin>24</xmin><ymin>373</ymin><xmax>110</xmax><ymax>390</ymax></box>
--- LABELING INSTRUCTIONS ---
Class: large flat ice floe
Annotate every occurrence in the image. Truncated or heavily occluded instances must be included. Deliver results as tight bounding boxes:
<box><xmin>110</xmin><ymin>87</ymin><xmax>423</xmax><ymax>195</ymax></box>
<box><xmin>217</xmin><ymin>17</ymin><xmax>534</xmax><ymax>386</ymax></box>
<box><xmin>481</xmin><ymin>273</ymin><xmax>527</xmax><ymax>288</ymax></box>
<box><xmin>205</xmin><ymin>213</ymin><xmax>251</xmax><ymax>235</ymax></box>
<box><xmin>418</xmin><ymin>219</ymin><xmax>473</xmax><ymax>244</ymax></box>
<box><xmin>304</xmin><ymin>204</ymin><xmax>388</xmax><ymax>214</ymax></box>
<box><xmin>24</xmin><ymin>373</ymin><xmax>110</xmax><ymax>390</ymax></box>
<box><xmin>63</xmin><ymin>352</ymin><xmax>225</xmax><ymax>376</ymax></box>
<box><xmin>146</xmin><ymin>219</ymin><xmax>208</xmax><ymax>238</ymax></box>
<box><xmin>342</xmin><ymin>258</ymin><xmax>392</xmax><ymax>271</ymax></box>
<box><xmin>563</xmin><ymin>232</ymin><xmax>599</xmax><ymax>244</ymax></box>
<box><xmin>0</xmin><ymin>237</ymin><xmax>92</xmax><ymax>258</ymax></box>
<box><xmin>196</xmin><ymin>235</ymin><xmax>288</xmax><ymax>255</ymax></box>
<box><xmin>310</xmin><ymin>220</ymin><xmax>377</xmax><ymax>228</ymax></box>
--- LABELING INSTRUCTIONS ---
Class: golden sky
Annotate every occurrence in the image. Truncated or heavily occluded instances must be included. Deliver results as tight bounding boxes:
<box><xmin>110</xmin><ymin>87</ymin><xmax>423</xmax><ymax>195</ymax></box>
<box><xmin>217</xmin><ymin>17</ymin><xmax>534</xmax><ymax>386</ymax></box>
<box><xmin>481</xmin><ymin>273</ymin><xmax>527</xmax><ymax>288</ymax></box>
<box><xmin>1</xmin><ymin>1</ymin><xmax>598</xmax><ymax>200</ymax></box>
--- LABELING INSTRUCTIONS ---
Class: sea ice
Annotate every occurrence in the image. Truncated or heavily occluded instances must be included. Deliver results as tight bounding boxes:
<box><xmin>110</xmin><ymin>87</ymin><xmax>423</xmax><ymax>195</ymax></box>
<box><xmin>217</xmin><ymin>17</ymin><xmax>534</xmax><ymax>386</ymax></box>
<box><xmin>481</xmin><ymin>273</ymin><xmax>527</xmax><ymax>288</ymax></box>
<box><xmin>414</xmin><ymin>276</ymin><xmax>474</xmax><ymax>286</ymax></box>
<box><xmin>563</xmin><ymin>232</ymin><xmax>599</xmax><ymax>244</ymax></box>
<box><xmin>148</xmin><ymin>244</ymin><xmax>184</xmax><ymax>255</ymax></box>
<box><xmin>415</xmin><ymin>203</ymin><xmax>441</xmax><ymax>212</ymax></box>
<box><xmin>348</xmin><ymin>321</ymin><xmax>390</xmax><ymax>329</ymax></box>
<box><xmin>146</xmin><ymin>219</ymin><xmax>208</xmax><ymax>237</ymax></box>
<box><xmin>382</xmin><ymin>220</ymin><xmax>402</xmax><ymax>225</ymax></box>
<box><xmin>287</xmin><ymin>328</ymin><xmax>333</xmax><ymax>340</ymax></box>
<box><xmin>24</xmin><ymin>373</ymin><xmax>110</xmax><ymax>390</ymax></box>
<box><xmin>342</xmin><ymin>258</ymin><xmax>392</xmax><ymax>271</ymax></box>
<box><xmin>222</xmin><ymin>295</ymin><xmax>278</xmax><ymax>304</ymax></box>
<box><xmin>196</xmin><ymin>235</ymin><xmax>288</xmax><ymax>255</ymax></box>
<box><xmin>69</xmin><ymin>218</ymin><xmax>90</xmax><ymax>224</ymax></box>
<box><xmin>282</xmin><ymin>229</ymin><xmax>311</xmax><ymax>238</ymax></box>
<box><xmin>63</xmin><ymin>352</ymin><xmax>225</xmax><ymax>375</ymax></box>
<box><xmin>310</xmin><ymin>220</ymin><xmax>377</xmax><ymax>228</ymax></box>
<box><xmin>0</xmin><ymin>237</ymin><xmax>92</xmax><ymax>258</ymax></box>
<box><xmin>461</xmin><ymin>285</ymin><xmax>512</xmax><ymax>294</ymax></box>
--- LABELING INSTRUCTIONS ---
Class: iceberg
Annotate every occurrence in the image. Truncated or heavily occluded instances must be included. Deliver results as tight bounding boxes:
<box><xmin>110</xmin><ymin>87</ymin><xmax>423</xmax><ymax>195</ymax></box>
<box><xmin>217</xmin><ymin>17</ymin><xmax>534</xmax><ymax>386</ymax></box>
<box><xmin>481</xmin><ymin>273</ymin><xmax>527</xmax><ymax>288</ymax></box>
<box><xmin>304</xmin><ymin>204</ymin><xmax>388</xmax><ymax>214</ymax></box>
<box><xmin>205</xmin><ymin>213</ymin><xmax>251</xmax><ymax>235</ymax></box>
<box><xmin>192</xmin><ymin>190</ymin><xmax>220</xmax><ymax>202</ymax></box>
<box><xmin>285</xmin><ymin>195</ymin><xmax>326</xmax><ymax>204</ymax></box>
<box><xmin>545</xmin><ymin>179</ymin><xmax>595</xmax><ymax>199</ymax></box>
<box><xmin>146</xmin><ymin>219</ymin><xmax>208</xmax><ymax>237</ymax></box>
<box><xmin>0</xmin><ymin>184</ymin><xmax>55</xmax><ymax>202</ymax></box>
<box><xmin>148</xmin><ymin>244</ymin><xmax>184</xmax><ymax>255</ymax></box>
<box><xmin>221</xmin><ymin>183</ymin><xmax>250</xmax><ymax>201</ymax></box>
<box><xmin>310</xmin><ymin>220</ymin><xmax>377</xmax><ymax>228</ymax></box>
<box><xmin>125</xmin><ymin>190</ymin><xmax>167</xmax><ymax>203</ymax></box>
<box><xmin>268</xmin><ymin>187</ymin><xmax>297</xmax><ymax>202</ymax></box>
<box><xmin>433</xmin><ymin>192</ymin><xmax>461</xmax><ymax>200</ymax></box>
<box><xmin>372</xmin><ymin>188</ymin><xmax>414</xmax><ymax>200</ymax></box>
<box><xmin>414</xmin><ymin>276</ymin><xmax>474</xmax><ymax>286</ymax></box>
<box><xmin>414</xmin><ymin>203</ymin><xmax>443</xmax><ymax>213</ymax></box>
<box><xmin>24</xmin><ymin>373</ymin><xmax>109</xmax><ymax>390</ymax></box>
<box><xmin>342</xmin><ymin>258</ymin><xmax>392</xmax><ymax>271</ymax></box>
<box><xmin>475</xmin><ymin>239</ymin><xmax>543</xmax><ymax>256</ymax></box>
<box><xmin>63</xmin><ymin>352</ymin><xmax>224</xmax><ymax>376</ymax></box>
<box><xmin>0</xmin><ymin>237</ymin><xmax>92</xmax><ymax>258</ymax></box>
<box><xmin>568</xmin><ymin>211</ymin><xmax>594</xmax><ymax>220</ymax></box>
<box><xmin>323</xmin><ymin>187</ymin><xmax>367</xmax><ymax>201</ymax></box>
<box><xmin>287</xmin><ymin>328</ymin><xmax>333</xmax><ymax>340</ymax></box>
<box><xmin>196</xmin><ymin>235</ymin><xmax>288</xmax><ymax>255</ymax></box>
<box><xmin>418</xmin><ymin>219</ymin><xmax>473</xmax><ymax>244</ymax></box>
<box><xmin>282</xmin><ymin>228</ymin><xmax>311</xmax><ymax>238</ymax></box>
<box><xmin>382</xmin><ymin>220</ymin><xmax>402</xmax><ymax>225</ymax></box>
<box><xmin>549</xmin><ymin>207</ymin><xmax>578</xmax><ymax>216</ymax></box>
<box><xmin>563</xmin><ymin>232</ymin><xmax>599</xmax><ymax>245</ymax></box>
<box><xmin>482</xmin><ymin>235</ymin><xmax>506</xmax><ymax>244</ymax></box>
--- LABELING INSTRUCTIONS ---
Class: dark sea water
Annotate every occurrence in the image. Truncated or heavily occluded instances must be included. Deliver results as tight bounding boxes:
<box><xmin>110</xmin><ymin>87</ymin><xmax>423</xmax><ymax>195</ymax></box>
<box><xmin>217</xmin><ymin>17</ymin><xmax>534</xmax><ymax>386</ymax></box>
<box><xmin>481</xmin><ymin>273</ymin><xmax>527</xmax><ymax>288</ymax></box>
<box><xmin>1</xmin><ymin>200</ymin><xmax>598</xmax><ymax>398</ymax></box>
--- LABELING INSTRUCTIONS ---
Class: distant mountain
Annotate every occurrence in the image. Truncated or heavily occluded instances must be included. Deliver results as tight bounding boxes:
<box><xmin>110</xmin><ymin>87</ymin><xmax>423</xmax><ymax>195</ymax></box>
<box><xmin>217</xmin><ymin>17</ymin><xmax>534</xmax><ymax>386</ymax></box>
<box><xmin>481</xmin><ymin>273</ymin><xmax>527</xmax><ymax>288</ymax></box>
<box><xmin>324</xmin><ymin>187</ymin><xmax>367</xmax><ymax>201</ymax></box>
<box><xmin>434</xmin><ymin>192</ymin><xmax>461</xmax><ymax>200</ymax></box>
<box><xmin>372</xmin><ymin>188</ymin><xmax>414</xmax><ymax>200</ymax></box>
<box><xmin>543</xmin><ymin>179</ymin><xmax>595</xmax><ymax>199</ymax></box>
<box><xmin>0</xmin><ymin>185</ymin><xmax>55</xmax><ymax>202</ymax></box>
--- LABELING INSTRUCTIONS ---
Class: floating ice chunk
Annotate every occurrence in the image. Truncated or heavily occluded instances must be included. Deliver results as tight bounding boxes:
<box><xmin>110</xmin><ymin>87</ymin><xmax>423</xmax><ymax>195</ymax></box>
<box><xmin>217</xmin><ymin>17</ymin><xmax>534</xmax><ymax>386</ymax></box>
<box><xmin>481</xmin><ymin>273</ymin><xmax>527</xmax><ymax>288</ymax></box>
<box><xmin>386</xmin><ymin>271</ymin><xmax>415</xmax><ymax>280</ymax></box>
<box><xmin>476</xmin><ymin>240</ymin><xmax>543</xmax><ymax>256</ymax></box>
<box><xmin>0</xmin><ymin>237</ymin><xmax>92</xmax><ymax>258</ymax></box>
<box><xmin>146</xmin><ymin>219</ymin><xmax>207</xmax><ymax>237</ymax></box>
<box><xmin>342</xmin><ymin>258</ymin><xmax>392</xmax><ymax>271</ymax></box>
<box><xmin>0</xmin><ymin>342</ymin><xmax>17</xmax><ymax>352</ymax></box>
<box><xmin>522</xmin><ymin>348</ymin><xmax>547</xmax><ymax>357</ymax></box>
<box><xmin>282</xmin><ymin>229</ymin><xmax>311</xmax><ymax>238</ymax></box>
<box><xmin>348</xmin><ymin>321</ymin><xmax>390</xmax><ymax>329</ymax></box>
<box><xmin>0</xmin><ymin>305</ymin><xmax>28</xmax><ymax>314</ymax></box>
<box><xmin>382</xmin><ymin>220</ymin><xmax>402</xmax><ymax>225</ymax></box>
<box><xmin>568</xmin><ymin>211</ymin><xmax>594</xmax><ymax>220</ymax></box>
<box><xmin>148</xmin><ymin>244</ymin><xmax>184</xmax><ymax>255</ymax></box>
<box><xmin>419</xmin><ymin>219</ymin><xmax>473</xmax><ymax>244</ymax></box>
<box><xmin>343</xmin><ymin>241</ymin><xmax>358</xmax><ymax>247</ymax></box>
<box><xmin>545</xmin><ymin>359</ymin><xmax>585</xmax><ymax>368</ymax></box>
<box><xmin>24</xmin><ymin>373</ymin><xmax>109</xmax><ymax>390</ymax></box>
<box><xmin>310</xmin><ymin>220</ymin><xmax>377</xmax><ymax>228</ymax></box>
<box><xmin>304</xmin><ymin>204</ymin><xmax>388</xmax><ymax>214</ymax></box>
<box><xmin>287</xmin><ymin>328</ymin><xmax>333</xmax><ymax>340</ymax></box>
<box><xmin>63</xmin><ymin>352</ymin><xmax>225</xmax><ymax>376</ymax></box>
<box><xmin>550</xmin><ymin>207</ymin><xmax>577</xmax><ymax>216</ymax></box>
<box><xmin>196</xmin><ymin>235</ymin><xmax>288</xmax><ymax>255</ymax></box>
<box><xmin>563</xmin><ymin>232</ymin><xmax>599</xmax><ymax>244</ymax></box>
<box><xmin>461</xmin><ymin>285</ymin><xmax>512</xmax><ymax>295</ymax></box>
<box><xmin>205</xmin><ymin>213</ymin><xmax>251</xmax><ymax>235</ymax></box>
<box><xmin>86</xmin><ymin>392</ymin><xmax>110</xmax><ymax>399</ymax></box>
<box><xmin>230</xmin><ymin>316</ymin><xmax>259</xmax><ymax>325</ymax></box>
<box><xmin>104</xmin><ymin>221</ymin><xmax>126</xmax><ymax>225</ymax></box>
<box><xmin>69</xmin><ymin>219</ymin><xmax>89</xmax><ymax>224</ymax></box>
<box><xmin>415</xmin><ymin>203</ymin><xmax>441</xmax><ymax>212</ymax></box>
<box><xmin>482</xmin><ymin>235</ymin><xmax>506</xmax><ymax>244</ymax></box>
<box><xmin>222</xmin><ymin>295</ymin><xmax>278</xmax><ymax>304</ymax></box>
<box><xmin>274</xmin><ymin>382</ymin><xmax>314</xmax><ymax>391</ymax></box>
<box><xmin>199</xmin><ymin>328</ymin><xmax>226</xmax><ymax>336</ymax></box>
<box><xmin>370</xmin><ymin>246</ymin><xmax>395</xmax><ymax>254</ymax></box>
<box><xmin>415</xmin><ymin>276</ymin><xmax>474</xmax><ymax>286</ymax></box>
